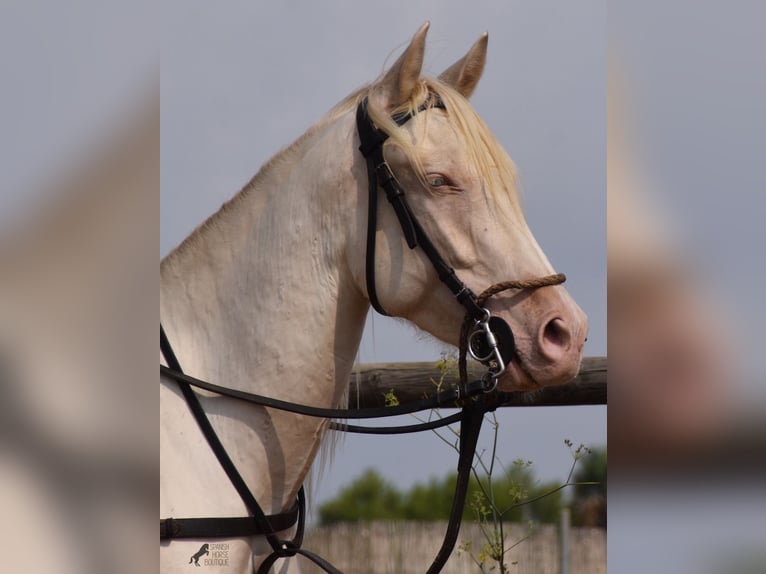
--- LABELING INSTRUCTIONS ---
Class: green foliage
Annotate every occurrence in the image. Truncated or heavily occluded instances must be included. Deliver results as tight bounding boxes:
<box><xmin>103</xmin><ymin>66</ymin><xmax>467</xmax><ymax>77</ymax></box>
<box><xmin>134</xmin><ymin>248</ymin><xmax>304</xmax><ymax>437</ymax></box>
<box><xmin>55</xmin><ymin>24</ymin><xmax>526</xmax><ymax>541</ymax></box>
<box><xmin>318</xmin><ymin>464</ymin><xmax>565</xmax><ymax>526</ymax></box>
<box><xmin>467</xmin><ymin>459</ymin><xmax>563</xmax><ymax>524</ymax></box>
<box><xmin>570</xmin><ymin>446</ymin><xmax>606</xmax><ymax>527</ymax></box>
<box><xmin>318</xmin><ymin>469</ymin><xmax>403</xmax><ymax>524</ymax></box>
<box><xmin>572</xmin><ymin>445</ymin><xmax>606</xmax><ymax>499</ymax></box>
<box><xmin>402</xmin><ymin>474</ymin><xmax>456</xmax><ymax>521</ymax></box>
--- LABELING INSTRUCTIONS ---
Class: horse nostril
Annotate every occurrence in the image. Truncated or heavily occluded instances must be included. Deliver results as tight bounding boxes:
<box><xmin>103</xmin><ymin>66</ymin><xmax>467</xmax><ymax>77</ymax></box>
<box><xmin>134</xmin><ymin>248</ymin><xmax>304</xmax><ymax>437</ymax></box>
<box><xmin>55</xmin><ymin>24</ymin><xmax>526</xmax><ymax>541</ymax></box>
<box><xmin>541</xmin><ymin>317</ymin><xmax>572</xmax><ymax>360</ymax></box>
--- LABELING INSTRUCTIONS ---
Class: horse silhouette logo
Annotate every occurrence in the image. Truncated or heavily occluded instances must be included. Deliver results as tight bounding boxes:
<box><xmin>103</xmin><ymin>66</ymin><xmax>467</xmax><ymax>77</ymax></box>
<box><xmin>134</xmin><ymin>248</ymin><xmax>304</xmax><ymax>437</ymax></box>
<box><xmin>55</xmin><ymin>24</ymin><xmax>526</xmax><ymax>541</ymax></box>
<box><xmin>189</xmin><ymin>543</ymin><xmax>209</xmax><ymax>566</ymax></box>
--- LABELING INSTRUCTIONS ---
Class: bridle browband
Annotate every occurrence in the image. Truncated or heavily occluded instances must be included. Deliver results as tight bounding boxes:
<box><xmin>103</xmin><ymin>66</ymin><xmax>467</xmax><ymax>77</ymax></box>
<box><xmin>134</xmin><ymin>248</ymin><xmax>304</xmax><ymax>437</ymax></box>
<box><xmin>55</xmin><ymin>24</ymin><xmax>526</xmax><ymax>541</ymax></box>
<box><xmin>160</xmin><ymin>94</ymin><xmax>566</xmax><ymax>574</ymax></box>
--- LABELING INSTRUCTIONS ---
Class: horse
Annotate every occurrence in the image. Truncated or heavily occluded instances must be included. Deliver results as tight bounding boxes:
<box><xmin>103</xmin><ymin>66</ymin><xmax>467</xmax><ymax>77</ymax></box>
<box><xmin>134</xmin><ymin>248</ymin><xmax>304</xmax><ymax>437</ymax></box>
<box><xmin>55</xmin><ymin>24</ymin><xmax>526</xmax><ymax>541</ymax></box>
<box><xmin>160</xmin><ymin>22</ymin><xmax>587</xmax><ymax>573</ymax></box>
<box><xmin>189</xmin><ymin>543</ymin><xmax>210</xmax><ymax>566</ymax></box>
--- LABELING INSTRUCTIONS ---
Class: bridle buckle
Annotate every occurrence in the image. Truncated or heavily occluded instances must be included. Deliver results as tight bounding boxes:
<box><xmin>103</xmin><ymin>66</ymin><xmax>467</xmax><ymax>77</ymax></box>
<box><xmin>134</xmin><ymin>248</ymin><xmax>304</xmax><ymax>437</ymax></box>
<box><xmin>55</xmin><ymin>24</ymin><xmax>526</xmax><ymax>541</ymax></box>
<box><xmin>468</xmin><ymin>308</ymin><xmax>508</xmax><ymax>388</ymax></box>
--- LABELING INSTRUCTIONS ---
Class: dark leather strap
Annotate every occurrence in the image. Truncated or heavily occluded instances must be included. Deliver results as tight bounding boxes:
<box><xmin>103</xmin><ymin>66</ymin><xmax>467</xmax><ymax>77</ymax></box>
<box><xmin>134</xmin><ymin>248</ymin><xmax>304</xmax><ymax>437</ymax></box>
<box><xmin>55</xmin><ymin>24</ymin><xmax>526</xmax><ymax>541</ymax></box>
<box><xmin>426</xmin><ymin>401</ymin><xmax>486</xmax><ymax>573</ymax></box>
<box><xmin>160</xmin><ymin>500</ymin><xmax>299</xmax><ymax>540</ymax></box>
<box><xmin>330</xmin><ymin>411</ymin><xmax>464</xmax><ymax>435</ymax></box>
<box><xmin>259</xmin><ymin>547</ymin><xmax>342</xmax><ymax>574</ymax></box>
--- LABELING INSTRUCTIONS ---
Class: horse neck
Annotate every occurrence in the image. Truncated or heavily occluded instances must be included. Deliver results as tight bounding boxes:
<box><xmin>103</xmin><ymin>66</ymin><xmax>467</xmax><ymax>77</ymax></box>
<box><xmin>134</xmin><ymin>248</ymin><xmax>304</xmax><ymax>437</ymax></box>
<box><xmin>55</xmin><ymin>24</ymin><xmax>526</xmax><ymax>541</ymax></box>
<box><xmin>161</xmin><ymin>114</ymin><xmax>368</xmax><ymax>510</ymax></box>
<box><xmin>162</xmin><ymin>114</ymin><xmax>367</xmax><ymax>396</ymax></box>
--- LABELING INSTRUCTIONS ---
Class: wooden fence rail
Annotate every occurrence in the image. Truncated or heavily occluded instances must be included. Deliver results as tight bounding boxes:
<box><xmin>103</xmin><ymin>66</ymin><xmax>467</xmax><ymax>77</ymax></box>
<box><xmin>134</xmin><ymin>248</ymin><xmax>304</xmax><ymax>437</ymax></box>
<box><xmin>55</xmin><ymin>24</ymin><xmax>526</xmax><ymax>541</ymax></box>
<box><xmin>346</xmin><ymin>356</ymin><xmax>606</xmax><ymax>409</ymax></box>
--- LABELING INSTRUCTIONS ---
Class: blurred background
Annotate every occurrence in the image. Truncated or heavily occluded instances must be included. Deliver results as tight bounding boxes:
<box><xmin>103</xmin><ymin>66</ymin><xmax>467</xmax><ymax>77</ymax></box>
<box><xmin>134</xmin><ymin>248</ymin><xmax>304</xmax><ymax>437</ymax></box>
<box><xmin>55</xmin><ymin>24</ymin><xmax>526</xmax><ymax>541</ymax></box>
<box><xmin>0</xmin><ymin>2</ymin><xmax>156</xmax><ymax>573</ymax></box>
<box><xmin>609</xmin><ymin>1</ymin><xmax>766</xmax><ymax>572</ymax></box>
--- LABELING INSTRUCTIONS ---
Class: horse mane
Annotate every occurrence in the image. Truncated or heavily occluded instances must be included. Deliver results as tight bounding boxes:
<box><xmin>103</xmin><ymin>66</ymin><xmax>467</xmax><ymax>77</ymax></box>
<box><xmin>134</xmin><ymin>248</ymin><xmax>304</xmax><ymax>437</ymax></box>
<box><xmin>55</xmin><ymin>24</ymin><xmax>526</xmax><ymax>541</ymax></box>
<box><xmin>364</xmin><ymin>77</ymin><xmax>523</xmax><ymax>219</ymax></box>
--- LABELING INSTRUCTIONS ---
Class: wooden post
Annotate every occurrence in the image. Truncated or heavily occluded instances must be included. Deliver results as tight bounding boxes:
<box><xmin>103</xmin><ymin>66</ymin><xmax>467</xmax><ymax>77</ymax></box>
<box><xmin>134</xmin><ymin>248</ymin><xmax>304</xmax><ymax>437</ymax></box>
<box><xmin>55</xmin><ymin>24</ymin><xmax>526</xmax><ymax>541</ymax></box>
<box><xmin>559</xmin><ymin>506</ymin><xmax>571</xmax><ymax>574</ymax></box>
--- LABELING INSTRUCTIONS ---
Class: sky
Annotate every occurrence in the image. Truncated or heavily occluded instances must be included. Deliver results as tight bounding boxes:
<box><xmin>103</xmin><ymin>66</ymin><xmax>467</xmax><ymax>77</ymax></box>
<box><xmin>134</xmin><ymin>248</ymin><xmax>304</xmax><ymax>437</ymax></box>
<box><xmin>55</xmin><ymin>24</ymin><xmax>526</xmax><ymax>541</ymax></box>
<box><xmin>160</xmin><ymin>0</ymin><xmax>606</xmax><ymax>511</ymax></box>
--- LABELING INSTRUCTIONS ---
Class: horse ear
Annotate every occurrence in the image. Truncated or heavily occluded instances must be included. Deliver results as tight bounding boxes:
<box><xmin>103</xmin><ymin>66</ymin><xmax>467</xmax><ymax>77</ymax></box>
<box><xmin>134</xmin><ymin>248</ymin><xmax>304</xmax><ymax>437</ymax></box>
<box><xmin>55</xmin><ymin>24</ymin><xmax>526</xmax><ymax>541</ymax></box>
<box><xmin>375</xmin><ymin>22</ymin><xmax>429</xmax><ymax>108</ymax></box>
<box><xmin>438</xmin><ymin>32</ymin><xmax>488</xmax><ymax>99</ymax></box>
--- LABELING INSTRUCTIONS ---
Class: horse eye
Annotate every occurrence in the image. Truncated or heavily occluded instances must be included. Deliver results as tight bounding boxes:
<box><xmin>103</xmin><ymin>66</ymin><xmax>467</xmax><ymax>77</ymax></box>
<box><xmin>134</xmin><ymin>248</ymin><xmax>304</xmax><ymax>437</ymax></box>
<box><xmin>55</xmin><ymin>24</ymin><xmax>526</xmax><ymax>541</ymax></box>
<box><xmin>427</xmin><ymin>174</ymin><xmax>448</xmax><ymax>188</ymax></box>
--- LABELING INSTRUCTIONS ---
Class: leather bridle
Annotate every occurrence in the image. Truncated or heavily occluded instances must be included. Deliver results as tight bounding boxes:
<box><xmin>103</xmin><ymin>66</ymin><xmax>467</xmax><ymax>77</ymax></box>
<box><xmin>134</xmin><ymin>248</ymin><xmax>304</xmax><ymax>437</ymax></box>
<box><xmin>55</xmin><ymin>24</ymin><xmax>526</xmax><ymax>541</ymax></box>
<box><xmin>356</xmin><ymin>95</ymin><xmax>516</xmax><ymax>382</ymax></box>
<box><xmin>160</xmin><ymin>94</ymin><xmax>566</xmax><ymax>573</ymax></box>
<box><xmin>358</xmin><ymin>96</ymin><xmax>484</xmax><ymax>320</ymax></box>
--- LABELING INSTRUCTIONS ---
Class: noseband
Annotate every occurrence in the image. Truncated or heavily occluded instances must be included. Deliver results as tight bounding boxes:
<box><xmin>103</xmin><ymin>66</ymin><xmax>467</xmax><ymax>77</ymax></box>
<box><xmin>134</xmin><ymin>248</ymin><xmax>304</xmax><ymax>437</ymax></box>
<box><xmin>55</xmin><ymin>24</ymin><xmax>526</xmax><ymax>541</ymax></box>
<box><xmin>356</xmin><ymin>95</ymin><xmax>564</xmax><ymax>388</ymax></box>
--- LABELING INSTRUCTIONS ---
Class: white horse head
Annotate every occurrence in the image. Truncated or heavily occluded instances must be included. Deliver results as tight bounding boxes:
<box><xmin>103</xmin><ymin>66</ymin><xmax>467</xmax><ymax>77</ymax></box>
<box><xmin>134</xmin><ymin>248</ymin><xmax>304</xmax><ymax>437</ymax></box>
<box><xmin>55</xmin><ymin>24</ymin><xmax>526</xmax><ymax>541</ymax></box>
<box><xmin>347</xmin><ymin>23</ymin><xmax>587</xmax><ymax>390</ymax></box>
<box><xmin>161</xmin><ymin>23</ymin><xmax>588</xmax><ymax>573</ymax></box>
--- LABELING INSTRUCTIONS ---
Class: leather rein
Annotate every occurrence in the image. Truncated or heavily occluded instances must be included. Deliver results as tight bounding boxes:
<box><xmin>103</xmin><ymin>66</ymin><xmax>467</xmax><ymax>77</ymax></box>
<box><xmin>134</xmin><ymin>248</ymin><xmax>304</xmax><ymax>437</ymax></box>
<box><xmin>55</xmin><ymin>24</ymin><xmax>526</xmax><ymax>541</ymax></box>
<box><xmin>160</xmin><ymin>95</ymin><xmax>565</xmax><ymax>574</ymax></box>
